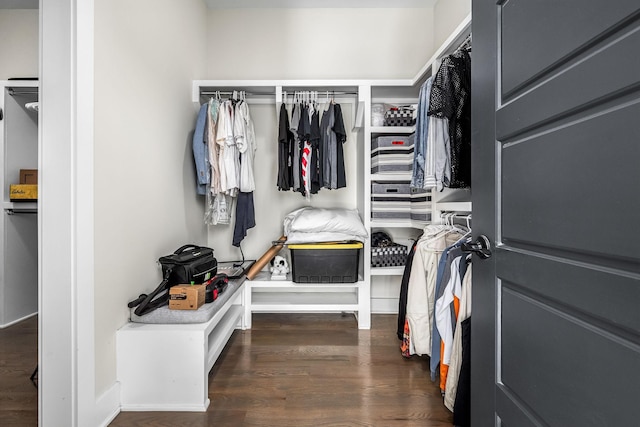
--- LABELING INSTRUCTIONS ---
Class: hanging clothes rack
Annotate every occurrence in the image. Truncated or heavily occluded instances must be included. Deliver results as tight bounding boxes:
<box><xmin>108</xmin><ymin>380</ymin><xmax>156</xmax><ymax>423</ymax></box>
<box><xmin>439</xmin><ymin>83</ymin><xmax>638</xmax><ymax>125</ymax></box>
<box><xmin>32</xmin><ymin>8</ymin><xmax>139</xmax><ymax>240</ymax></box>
<box><xmin>200</xmin><ymin>90</ymin><xmax>357</xmax><ymax>97</ymax></box>
<box><xmin>7</xmin><ymin>88</ymin><xmax>39</xmax><ymax>97</ymax></box>
<box><xmin>456</xmin><ymin>33</ymin><xmax>472</xmax><ymax>52</ymax></box>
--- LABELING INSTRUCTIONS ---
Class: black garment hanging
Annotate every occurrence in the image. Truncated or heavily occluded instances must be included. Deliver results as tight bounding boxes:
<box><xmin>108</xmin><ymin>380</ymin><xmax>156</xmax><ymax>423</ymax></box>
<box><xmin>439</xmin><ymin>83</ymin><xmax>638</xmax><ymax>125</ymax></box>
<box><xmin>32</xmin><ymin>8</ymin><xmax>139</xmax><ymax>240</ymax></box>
<box><xmin>277</xmin><ymin>103</ymin><xmax>293</xmax><ymax>191</ymax></box>
<box><xmin>453</xmin><ymin>316</ymin><xmax>471</xmax><ymax>427</ymax></box>
<box><xmin>310</xmin><ymin>110</ymin><xmax>322</xmax><ymax>194</ymax></box>
<box><xmin>334</xmin><ymin>103</ymin><xmax>347</xmax><ymax>189</ymax></box>
<box><xmin>397</xmin><ymin>239</ymin><xmax>420</xmax><ymax>340</ymax></box>
<box><xmin>428</xmin><ymin>49</ymin><xmax>471</xmax><ymax>188</ymax></box>
<box><xmin>232</xmin><ymin>191</ymin><xmax>256</xmax><ymax>247</ymax></box>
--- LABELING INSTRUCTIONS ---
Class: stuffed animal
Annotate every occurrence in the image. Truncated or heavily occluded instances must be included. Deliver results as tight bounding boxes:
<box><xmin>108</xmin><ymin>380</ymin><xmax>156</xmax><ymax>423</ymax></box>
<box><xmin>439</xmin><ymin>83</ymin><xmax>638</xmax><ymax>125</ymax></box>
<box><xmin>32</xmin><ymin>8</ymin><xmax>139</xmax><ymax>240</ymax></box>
<box><xmin>270</xmin><ymin>255</ymin><xmax>289</xmax><ymax>280</ymax></box>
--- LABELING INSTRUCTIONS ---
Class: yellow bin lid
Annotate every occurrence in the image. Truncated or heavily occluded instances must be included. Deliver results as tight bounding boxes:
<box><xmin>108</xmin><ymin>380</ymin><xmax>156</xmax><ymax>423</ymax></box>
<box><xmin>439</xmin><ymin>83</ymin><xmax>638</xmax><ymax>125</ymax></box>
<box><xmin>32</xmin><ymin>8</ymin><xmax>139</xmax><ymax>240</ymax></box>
<box><xmin>288</xmin><ymin>241</ymin><xmax>364</xmax><ymax>250</ymax></box>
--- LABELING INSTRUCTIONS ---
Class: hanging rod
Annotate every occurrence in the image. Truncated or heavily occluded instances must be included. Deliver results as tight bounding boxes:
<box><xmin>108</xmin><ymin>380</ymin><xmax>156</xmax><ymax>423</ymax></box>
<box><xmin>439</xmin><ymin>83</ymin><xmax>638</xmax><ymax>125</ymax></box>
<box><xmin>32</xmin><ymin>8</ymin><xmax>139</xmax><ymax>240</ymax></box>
<box><xmin>5</xmin><ymin>209</ymin><xmax>38</xmax><ymax>215</ymax></box>
<box><xmin>456</xmin><ymin>33</ymin><xmax>472</xmax><ymax>52</ymax></box>
<box><xmin>283</xmin><ymin>91</ymin><xmax>358</xmax><ymax>96</ymax></box>
<box><xmin>200</xmin><ymin>90</ymin><xmax>358</xmax><ymax>97</ymax></box>
<box><xmin>8</xmin><ymin>88</ymin><xmax>39</xmax><ymax>96</ymax></box>
<box><xmin>200</xmin><ymin>90</ymin><xmax>270</xmax><ymax>96</ymax></box>
<box><xmin>440</xmin><ymin>212</ymin><xmax>472</xmax><ymax>227</ymax></box>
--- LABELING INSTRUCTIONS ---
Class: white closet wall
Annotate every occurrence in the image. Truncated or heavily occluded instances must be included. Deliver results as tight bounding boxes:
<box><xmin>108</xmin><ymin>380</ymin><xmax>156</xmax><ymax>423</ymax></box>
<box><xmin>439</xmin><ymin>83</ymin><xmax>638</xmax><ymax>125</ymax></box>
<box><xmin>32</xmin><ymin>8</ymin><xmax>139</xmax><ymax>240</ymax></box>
<box><xmin>0</xmin><ymin>82</ymin><xmax>38</xmax><ymax>328</ymax></box>
<box><xmin>434</xmin><ymin>0</ymin><xmax>471</xmax><ymax>48</ymax></box>
<box><xmin>0</xmin><ymin>9</ymin><xmax>39</xmax><ymax>80</ymax></box>
<box><xmin>207</xmin><ymin>8</ymin><xmax>435</xmax><ymax>80</ymax></box>
<box><xmin>92</xmin><ymin>0</ymin><xmax>209</xmax><ymax>397</ymax></box>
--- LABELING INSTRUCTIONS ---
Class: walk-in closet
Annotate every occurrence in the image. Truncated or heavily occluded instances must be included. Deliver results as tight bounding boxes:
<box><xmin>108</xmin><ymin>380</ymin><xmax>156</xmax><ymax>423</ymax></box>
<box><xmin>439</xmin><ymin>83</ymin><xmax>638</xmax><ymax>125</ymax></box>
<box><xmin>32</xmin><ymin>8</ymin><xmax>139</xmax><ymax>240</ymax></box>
<box><xmin>4</xmin><ymin>0</ymin><xmax>638</xmax><ymax>426</ymax></box>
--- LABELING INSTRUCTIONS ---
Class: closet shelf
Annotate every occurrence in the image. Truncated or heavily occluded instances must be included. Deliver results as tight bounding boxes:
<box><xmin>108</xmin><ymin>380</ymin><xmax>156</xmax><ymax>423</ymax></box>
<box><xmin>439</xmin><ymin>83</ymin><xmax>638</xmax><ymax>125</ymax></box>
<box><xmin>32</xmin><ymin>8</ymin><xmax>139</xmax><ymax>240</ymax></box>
<box><xmin>370</xmin><ymin>219</ymin><xmax>428</xmax><ymax>229</ymax></box>
<box><xmin>3</xmin><ymin>201</ymin><xmax>37</xmax><ymax>212</ymax></box>
<box><xmin>370</xmin><ymin>172</ymin><xmax>412</xmax><ymax>182</ymax></box>
<box><xmin>370</xmin><ymin>126</ymin><xmax>415</xmax><ymax>135</ymax></box>
<box><xmin>250</xmin><ymin>291</ymin><xmax>359</xmax><ymax>312</ymax></box>
<box><xmin>437</xmin><ymin>201</ymin><xmax>472</xmax><ymax>212</ymax></box>
<box><xmin>370</xmin><ymin>266</ymin><xmax>405</xmax><ymax>276</ymax></box>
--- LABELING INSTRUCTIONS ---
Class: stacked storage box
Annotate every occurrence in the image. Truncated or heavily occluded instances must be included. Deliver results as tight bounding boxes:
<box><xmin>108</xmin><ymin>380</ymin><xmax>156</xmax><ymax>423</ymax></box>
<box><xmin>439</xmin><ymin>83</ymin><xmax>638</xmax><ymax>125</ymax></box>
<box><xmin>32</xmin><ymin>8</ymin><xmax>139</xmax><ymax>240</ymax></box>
<box><xmin>371</xmin><ymin>133</ymin><xmax>432</xmax><ymax>222</ymax></box>
<box><xmin>371</xmin><ymin>134</ymin><xmax>415</xmax><ymax>174</ymax></box>
<box><xmin>371</xmin><ymin>181</ymin><xmax>431</xmax><ymax>221</ymax></box>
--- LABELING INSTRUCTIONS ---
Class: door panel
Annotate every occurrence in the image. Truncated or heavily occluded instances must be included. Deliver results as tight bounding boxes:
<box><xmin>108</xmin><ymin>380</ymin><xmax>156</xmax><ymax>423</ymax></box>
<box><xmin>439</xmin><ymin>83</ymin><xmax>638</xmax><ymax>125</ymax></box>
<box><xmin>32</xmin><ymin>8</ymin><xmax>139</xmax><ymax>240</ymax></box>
<box><xmin>500</xmin><ymin>0</ymin><xmax>640</xmax><ymax>98</ymax></box>
<box><xmin>501</xmin><ymin>99</ymin><xmax>640</xmax><ymax>261</ymax></box>
<box><xmin>497</xmin><ymin>22</ymin><xmax>640</xmax><ymax>139</ymax></box>
<box><xmin>496</xmin><ymin>250</ymin><xmax>640</xmax><ymax>334</ymax></box>
<box><xmin>500</xmin><ymin>287</ymin><xmax>640</xmax><ymax>426</ymax></box>
<box><xmin>472</xmin><ymin>1</ymin><xmax>640</xmax><ymax>426</ymax></box>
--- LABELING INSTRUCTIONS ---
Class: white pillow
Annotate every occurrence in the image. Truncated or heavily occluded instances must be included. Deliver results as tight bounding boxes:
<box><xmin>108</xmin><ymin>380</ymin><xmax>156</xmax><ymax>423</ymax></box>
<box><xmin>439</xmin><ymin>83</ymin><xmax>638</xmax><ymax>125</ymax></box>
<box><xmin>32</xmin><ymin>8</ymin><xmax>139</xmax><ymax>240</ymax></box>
<box><xmin>284</xmin><ymin>207</ymin><xmax>368</xmax><ymax>242</ymax></box>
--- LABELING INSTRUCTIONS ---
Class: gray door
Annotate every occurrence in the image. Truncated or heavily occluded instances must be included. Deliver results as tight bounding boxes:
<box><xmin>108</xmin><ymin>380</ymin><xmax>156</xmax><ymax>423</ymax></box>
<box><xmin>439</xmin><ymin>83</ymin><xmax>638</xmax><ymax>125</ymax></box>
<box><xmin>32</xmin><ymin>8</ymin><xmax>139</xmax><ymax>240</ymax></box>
<box><xmin>471</xmin><ymin>1</ymin><xmax>640</xmax><ymax>426</ymax></box>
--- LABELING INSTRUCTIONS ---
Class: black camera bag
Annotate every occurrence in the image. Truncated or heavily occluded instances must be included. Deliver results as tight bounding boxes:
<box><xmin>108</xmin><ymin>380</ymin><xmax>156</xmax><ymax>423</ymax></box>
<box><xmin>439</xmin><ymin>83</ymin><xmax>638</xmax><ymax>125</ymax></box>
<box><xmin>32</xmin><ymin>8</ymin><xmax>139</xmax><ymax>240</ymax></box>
<box><xmin>128</xmin><ymin>245</ymin><xmax>217</xmax><ymax>316</ymax></box>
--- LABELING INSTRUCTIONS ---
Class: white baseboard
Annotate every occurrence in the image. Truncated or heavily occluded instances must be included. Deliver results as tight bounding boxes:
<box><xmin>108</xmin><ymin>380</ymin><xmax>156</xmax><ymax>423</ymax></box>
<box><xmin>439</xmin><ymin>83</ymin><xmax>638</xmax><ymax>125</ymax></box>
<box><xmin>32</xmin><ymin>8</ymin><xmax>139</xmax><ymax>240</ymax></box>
<box><xmin>371</xmin><ymin>297</ymin><xmax>399</xmax><ymax>314</ymax></box>
<box><xmin>0</xmin><ymin>311</ymin><xmax>37</xmax><ymax>329</ymax></box>
<box><xmin>96</xmin><ymin>382</ymin><xmax>121</xmax><ymax>427</ymax></box>
<box><xmin>120</xmin><ymin>400</ymin><xmax>210</xmax><ymax>412</ymax></box>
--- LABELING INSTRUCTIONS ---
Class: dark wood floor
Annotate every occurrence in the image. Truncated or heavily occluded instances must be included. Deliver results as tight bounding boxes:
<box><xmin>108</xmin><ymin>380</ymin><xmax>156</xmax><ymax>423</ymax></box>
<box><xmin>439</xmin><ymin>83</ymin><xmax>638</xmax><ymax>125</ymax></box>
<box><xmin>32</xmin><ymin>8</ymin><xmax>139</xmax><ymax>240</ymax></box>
<box><xmin>112</xmin><ymin>313</ymin><xmax>453</xmax><ymax>427</ymax></box>
<box><xmin>0</xmin><ymin>314</ymin><xmax>453</xmax><ymax>426</ymax></box>
<box><xmin>0</xmin><ymin>315</ymin><xmax>38</xmax><ymax>426</ymax></box>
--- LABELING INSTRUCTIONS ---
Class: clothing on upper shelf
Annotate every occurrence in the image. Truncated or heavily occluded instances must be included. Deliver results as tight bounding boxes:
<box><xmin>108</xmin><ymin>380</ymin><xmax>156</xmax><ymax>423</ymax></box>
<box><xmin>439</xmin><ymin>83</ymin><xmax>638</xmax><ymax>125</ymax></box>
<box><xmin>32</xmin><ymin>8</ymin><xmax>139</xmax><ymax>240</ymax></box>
<box><xmin>416</xmin><ymin>49</ymin><xmax>471</xmax><ymax>190</ymax></box>
<box><xmin>277</xmin><ymin>94</ymin><xmax>348</xmax><ymax>198</ymax></box>
<box><xmin>192</xmin><ymin>93</ymin><xmax>257</xmax><ymax>246</ymax></box>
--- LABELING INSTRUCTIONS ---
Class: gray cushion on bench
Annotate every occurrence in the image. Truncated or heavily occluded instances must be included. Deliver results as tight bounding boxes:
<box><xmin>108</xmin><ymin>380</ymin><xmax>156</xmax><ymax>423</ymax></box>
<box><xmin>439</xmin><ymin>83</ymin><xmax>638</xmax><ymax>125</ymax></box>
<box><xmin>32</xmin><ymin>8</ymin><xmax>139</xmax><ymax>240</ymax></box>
<box><xmin>129</xmin><ymin>278</ymin><xmax>243</xmax><ymax>324</ymax></box>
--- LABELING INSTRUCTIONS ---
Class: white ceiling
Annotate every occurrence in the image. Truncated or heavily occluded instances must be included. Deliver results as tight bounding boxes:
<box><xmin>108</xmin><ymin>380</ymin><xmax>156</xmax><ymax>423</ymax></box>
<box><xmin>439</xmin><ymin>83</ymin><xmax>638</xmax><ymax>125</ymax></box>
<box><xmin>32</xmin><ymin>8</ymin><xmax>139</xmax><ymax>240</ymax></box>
<box><xmin>205</xmin><ymin>0</ymin><xmax>437</xmax><ymax>8</ymax></box>
<box><xmin>0</xmin><ymin>0</ymin><xmax>38</xmax><ymax>8</ymax></box>
<box><xmin>0</xmin><ymin>0</ymin><xmax>437</xmax><ymax>10</ymax></box>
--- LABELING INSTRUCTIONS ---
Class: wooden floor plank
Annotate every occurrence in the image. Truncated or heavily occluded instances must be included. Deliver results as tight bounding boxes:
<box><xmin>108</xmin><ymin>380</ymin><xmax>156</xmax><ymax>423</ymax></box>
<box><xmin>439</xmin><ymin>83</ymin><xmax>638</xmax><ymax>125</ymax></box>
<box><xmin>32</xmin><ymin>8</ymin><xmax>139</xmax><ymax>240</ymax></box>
<box><xmin>112</xmin><ymin>313</ymin><xmax>453</xmax><ymax>427</ymax></box>
<box><xmin>0</xmin><ymin>313</ymin><xmax>454</xmax><ymax>426</ymax></box>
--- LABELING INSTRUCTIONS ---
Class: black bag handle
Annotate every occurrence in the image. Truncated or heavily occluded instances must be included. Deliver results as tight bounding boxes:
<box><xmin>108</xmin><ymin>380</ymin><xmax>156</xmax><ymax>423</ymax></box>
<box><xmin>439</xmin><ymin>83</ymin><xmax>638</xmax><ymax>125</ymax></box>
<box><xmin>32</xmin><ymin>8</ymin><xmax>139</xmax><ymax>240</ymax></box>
<box><xmin>128</xmin><ymin>268</ymin><xmax>174</xmax><ymax>316</ymax></box>
<box><xmin>173</xmin><ymin>244</ymin><xmax>201</xmax><ymax>254</ymax></box>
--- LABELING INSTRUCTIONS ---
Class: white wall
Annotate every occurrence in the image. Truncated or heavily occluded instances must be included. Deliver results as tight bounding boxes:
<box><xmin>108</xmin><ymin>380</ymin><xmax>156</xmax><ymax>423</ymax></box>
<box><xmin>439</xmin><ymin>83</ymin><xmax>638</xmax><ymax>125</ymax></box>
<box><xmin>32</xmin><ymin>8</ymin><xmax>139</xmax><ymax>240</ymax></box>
<box><xmin>207</xmin><ymin>8</ymin><xmax>434</xmax><ymax>80</ymax></box>
<box><xmin>0</xmin><ymin>9</ymin><xmax>38</xmax><ymax>80</ymax></box>
<box><xmin>434</xmin><ymin>0</ymin><xmax>471</xmax><ymax>48</ymax></box>
<box><xmin>93</xmin><ymin>0</ymin><xmax>208</xmax><ymax>396</ymax></box>
<box><xmin>204</xmin><ymin>7</ymin><xmax>434</xmax><ymax>263</ymax></box>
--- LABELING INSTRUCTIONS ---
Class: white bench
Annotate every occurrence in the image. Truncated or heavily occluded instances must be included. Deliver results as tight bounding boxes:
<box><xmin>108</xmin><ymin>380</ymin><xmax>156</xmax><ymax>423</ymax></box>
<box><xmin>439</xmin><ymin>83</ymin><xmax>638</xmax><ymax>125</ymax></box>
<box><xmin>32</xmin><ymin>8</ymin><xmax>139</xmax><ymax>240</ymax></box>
<box><xmin>116</xmin><ymin>279</ymin><xmax>246</xmax><ymax>412</ymax></box>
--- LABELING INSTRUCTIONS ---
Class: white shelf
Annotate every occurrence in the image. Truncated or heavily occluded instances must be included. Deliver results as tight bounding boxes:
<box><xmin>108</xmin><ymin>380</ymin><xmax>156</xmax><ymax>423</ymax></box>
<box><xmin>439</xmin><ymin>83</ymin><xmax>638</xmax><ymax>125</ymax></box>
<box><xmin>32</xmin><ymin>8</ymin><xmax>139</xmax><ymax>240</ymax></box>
<box><xmin>370</xmin><ymin>126</ymin><xmax>415</xmax><ymax>135</ymax></box>
<box><xmin>437</xmin><ymin>201</ymin><xmax>472</xmax><ymax>212</ymax></box>
<box><xmin>370</xmin><ymin>219</ymin><xmax>428</xmax><ymax>229</ymax></box>
<box><xmin>370</xmin><ymin>173</ymin><xmax>412</xmax><ymax>182</ymax></box>
<box><xmin>246</xmin><ymin>272</ymin><xmax>369</xmax><ymax>327</ymax></box>
<box><xmin>251</xmin><ymin>291</ymin><xmax>358</xmax><ymax>312</ymax></box>
<box><xmin>3</xmin><ymin>201</ymin><xmax>37</xmax><ymax>213</ymax></box>
<box><xmin>370</xmin><ymin>266</ymin><xmax>405</xmax><ymax>276</ymax></box>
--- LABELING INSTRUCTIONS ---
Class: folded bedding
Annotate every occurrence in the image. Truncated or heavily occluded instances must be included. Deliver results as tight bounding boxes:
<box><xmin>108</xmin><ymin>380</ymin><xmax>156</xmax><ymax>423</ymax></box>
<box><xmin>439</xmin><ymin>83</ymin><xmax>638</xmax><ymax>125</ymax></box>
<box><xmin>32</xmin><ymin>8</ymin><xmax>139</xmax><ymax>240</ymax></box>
<box><xmin>283</xmin><ymin>207</ymin><xmax>368</xmax><ymax>244</ymax></box>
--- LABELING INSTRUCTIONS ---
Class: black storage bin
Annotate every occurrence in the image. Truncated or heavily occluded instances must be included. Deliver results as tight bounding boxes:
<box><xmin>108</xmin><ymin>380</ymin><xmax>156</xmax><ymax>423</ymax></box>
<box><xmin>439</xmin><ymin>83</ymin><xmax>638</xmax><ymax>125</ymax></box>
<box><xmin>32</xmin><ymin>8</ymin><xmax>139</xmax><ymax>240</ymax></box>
<box><xmin>288</xmin><ymin>242</ymin><xmax>363</xmax><ymax>283</ymax></box>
